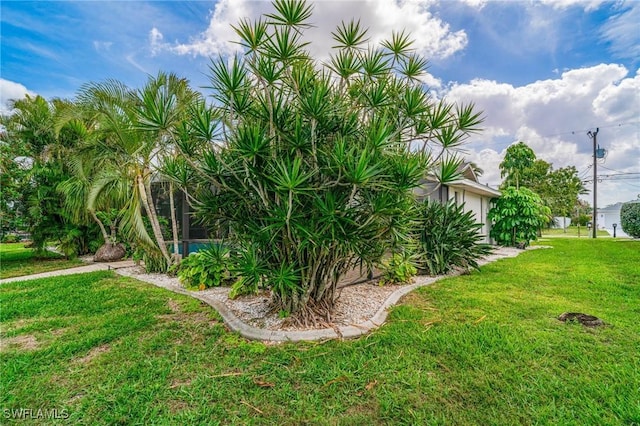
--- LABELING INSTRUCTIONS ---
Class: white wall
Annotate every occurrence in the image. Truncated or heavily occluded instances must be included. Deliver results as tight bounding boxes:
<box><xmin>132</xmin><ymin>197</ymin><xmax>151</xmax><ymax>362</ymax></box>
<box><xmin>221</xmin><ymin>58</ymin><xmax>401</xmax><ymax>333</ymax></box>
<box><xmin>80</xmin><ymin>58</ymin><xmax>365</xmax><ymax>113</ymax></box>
<box><xmin>449</xmin><ymin>188</ymin><xmax>493</xmax><ymax>243</ymax></box>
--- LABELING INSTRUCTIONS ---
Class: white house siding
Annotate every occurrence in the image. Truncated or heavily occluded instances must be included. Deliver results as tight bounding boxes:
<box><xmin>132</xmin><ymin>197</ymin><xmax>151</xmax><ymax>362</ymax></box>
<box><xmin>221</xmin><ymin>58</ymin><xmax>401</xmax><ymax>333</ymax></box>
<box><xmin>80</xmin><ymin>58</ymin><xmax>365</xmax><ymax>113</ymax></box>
<box><xmin>597</xmin><ymin>202</ymin><xmax>633</xmax><ymax>237</ymax></box>
<box><xmin>448</xmin><ymin>185</ymin><xmax>496</xmax><ymax>244</ymax></box>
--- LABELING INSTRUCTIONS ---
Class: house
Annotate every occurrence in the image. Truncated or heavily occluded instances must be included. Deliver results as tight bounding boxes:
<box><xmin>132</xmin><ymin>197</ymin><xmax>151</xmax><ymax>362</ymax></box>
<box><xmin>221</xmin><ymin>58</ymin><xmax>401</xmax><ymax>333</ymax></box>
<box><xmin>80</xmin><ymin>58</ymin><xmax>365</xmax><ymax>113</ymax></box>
<box><xmin>551</xmin><ymin>217</ymin><xmax>572</xmax><ymax>229</ymax></box>
<box><xmin>597</xmin><ymin>202</ymin><xmax>632</xmax><ymax>237</ymax></box>
<box><xmin>414</xmin><ymin>163</ymin><xmax>501</xmax><ymax>243</ymax></box>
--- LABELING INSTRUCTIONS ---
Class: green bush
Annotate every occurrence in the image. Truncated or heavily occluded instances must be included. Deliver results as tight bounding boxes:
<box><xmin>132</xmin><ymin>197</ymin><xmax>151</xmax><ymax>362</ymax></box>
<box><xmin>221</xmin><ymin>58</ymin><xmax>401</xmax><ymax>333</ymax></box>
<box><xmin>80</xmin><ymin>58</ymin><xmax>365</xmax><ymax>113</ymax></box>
<box><xmin>415</xmin><ymin>200</ymin><xmax>493</xmax><ymax>275</ymax></box>
<box><xmin>133</xmin><ymin>248</ymin><xmax>169</xmax><ymax>273</ymax></box>
<box><xmin>1</xmin><ymin>234</ymin><xmax>21</xmax><ymax>243</ymax></box>
<box><xmin>620</xmin><ymin>202</ymin><xmax>640</xmax><ymax>238</ymax></box>
<box><xmin>178</xmin><ymin>244</ymin><xmax>233</xmax><ymax>290</ymax></box>
<box><xmin>163</xmin><ymin>0</ymin><xmax>482</xmax><ymax>316</ymax></box>
<box><xmin>228</xmin><ymin>245</ymin><xmax>266</xmax><ymax>299</ymax></box>
<box><xmin>571</xmin><ymin>214</ymin><xmax>591</xmax><ymax>226</ymax></box>
<box><xmin>379</xmin><ymin>252</ymin><xmax>417</xmax><ymax>285</ymax></box>
<box><xmin>488</xmin><ymin>187</ymin><xmax>550</xmax><ymax>247</ymax></box>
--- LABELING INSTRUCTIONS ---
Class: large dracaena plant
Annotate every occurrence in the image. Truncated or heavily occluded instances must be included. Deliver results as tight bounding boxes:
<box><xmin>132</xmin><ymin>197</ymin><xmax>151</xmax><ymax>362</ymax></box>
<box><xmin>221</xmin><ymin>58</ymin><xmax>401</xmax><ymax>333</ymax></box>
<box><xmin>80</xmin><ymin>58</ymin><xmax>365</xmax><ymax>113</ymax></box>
<box><xmin>164</xmin><ymin>0</ymin><xmax>484</xmax><ymax>321</ymax></box>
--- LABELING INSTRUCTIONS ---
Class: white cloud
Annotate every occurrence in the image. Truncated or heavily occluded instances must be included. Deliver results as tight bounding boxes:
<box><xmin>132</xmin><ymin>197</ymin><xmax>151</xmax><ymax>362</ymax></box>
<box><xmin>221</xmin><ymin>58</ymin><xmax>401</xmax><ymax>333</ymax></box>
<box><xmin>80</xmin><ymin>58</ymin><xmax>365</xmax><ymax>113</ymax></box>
<box><xmin>0</xmin><ymin>79</ymin><xmax>35</xmax><ymax>115</ymax></box>
<box><xmin>167</xmin><ymin>0</ymin><xmax>257</xmax><ymax>57</ymax></box>
<box><xmin>93</xmin><ymin>41</ymin><xmax>113</xmax><ymax>52</ymax></box>
<box><xmin>152</xmin><ymin>0</ymin><xmax>467</xmax><ymax>60</ymax></box>
<box><xmin>600</xmin><ymin>2</ymin><xmax>640</xmax><ymax>61</ymax></box>
<box><xmin>459</xmin><ymin>0</ymin><xmax>487</xmax><ymax>9</ymax></box>
<box><xmin>125</xmin><ymin>54</ymin><xmax>149</xmax><ymax>74</ymax></box>
<box><xmin>593</xmin><ymin>68</ymin><xmax>640</xmax><ymax>121</ymax></box>
<box><xmin>149</xmin><ymin>27</ymin><xmax>167</xmax><ymax>56</ymax></box>
<box><xmin>540</xmin><ymin>0</ymin><xmax>606</xmax><ymax>12</ymax></box>
<box><xmin>444</xmin><ymin>64</ymin><xmax>640</xmax><ymax>206</ymax></box>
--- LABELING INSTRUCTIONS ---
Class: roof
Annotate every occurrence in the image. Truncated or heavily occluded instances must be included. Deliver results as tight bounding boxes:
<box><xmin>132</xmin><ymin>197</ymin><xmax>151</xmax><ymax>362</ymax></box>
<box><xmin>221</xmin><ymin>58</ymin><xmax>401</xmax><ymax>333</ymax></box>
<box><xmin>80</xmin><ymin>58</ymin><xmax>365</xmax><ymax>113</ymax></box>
<box><xmin>447</xmin><ymin>179</ymin><xmax>502</xmax><ymax>198</ymax></box>
<box><xmin>597</xmin><ymin>200</ymin><xmax>640</xmax><ymax>213</ymax></box>
<box><xmin>457</xmin><ymin>162</ymin><xmax>480</xmax><ymax>183</ymax></box>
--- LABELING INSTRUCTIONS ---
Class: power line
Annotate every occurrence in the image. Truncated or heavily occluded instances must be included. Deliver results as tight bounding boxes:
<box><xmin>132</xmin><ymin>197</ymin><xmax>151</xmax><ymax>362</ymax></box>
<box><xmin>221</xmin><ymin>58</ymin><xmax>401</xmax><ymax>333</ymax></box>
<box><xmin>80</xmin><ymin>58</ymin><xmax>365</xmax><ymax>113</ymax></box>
<box><xmin>600</xmin><ymin>165</ymin><xmax>640</xmax><ymax>175</ymax></box>
<box><xmin>595</xmin><ymin>172</ymin><xmax>640</xmax><ymax>177</ymax></box>
<box><xmin>540</xmin><ymin>121</ymin><xmax>640</xmax><ymax>139</ymax></box>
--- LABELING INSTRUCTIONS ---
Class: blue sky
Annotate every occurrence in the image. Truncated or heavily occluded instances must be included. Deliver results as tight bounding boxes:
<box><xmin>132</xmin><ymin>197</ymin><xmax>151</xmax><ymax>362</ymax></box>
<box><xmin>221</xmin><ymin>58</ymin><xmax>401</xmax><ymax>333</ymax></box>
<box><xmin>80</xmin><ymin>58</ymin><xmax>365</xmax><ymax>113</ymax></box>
<box><xmin>1</xmin><ymin>0</ymin><xmax>639</xmax><ymax>209</ymax></box>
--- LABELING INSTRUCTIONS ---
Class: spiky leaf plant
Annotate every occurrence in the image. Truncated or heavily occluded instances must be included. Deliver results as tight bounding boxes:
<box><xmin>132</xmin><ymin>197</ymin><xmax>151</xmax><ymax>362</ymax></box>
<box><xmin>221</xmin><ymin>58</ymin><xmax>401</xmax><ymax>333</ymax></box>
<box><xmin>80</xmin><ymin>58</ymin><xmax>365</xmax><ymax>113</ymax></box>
<box><xmin>165</xmin><ymin>0</ymin><xmax>483</xmax><ymax>321</ymax></box>
<box><xmin>415</xmin><ymin>200</ymin><xmax>493</xmax><ymax>276</ymax></box>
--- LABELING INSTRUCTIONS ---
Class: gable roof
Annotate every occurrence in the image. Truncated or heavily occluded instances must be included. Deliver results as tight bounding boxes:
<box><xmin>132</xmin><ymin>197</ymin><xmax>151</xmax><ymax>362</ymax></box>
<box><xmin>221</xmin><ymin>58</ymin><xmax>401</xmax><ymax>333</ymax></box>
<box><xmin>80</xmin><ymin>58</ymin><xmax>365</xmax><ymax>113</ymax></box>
<box><xmin>458</xmin><ymin>162</ymin><xmax>479</xmax><ymax>183</ymax></box>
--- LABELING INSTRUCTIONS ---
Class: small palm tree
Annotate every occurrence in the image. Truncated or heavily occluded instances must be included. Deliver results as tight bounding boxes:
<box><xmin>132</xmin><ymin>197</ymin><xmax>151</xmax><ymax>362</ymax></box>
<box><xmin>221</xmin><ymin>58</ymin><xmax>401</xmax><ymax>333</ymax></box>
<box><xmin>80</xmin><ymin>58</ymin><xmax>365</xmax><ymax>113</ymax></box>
<box><xmin>2</xmin><ymin>95</ymin><xmax>93</xmax><ymax>254</ymax></box>
<box><xmin>65</xmin><ymin>73</ymin><xmax>198</xmax><ymax>269</ymax></box>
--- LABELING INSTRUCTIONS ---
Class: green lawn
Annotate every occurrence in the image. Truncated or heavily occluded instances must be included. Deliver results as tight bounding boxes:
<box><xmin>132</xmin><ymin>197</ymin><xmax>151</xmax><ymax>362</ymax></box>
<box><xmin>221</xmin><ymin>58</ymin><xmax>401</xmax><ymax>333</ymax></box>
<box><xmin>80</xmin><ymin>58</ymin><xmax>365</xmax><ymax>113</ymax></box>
<box><xmin>0</xmin><ymin>243</ymin><xmax>83</xmax><ymax>280</ymax></box>
<box><xmin>1</xmin><ymin>239</ymin><xmax>639</xmax><ymax>424</ymax></box>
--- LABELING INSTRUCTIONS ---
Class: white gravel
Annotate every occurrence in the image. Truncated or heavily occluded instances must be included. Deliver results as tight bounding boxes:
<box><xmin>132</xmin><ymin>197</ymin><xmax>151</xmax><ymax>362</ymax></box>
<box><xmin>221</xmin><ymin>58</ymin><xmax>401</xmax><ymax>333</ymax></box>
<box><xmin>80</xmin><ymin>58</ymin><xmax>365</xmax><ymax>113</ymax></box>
<box><xmin>114</xmin><ymin>246</ymin><xmax>542</xmax><ymax>332</ymax></box>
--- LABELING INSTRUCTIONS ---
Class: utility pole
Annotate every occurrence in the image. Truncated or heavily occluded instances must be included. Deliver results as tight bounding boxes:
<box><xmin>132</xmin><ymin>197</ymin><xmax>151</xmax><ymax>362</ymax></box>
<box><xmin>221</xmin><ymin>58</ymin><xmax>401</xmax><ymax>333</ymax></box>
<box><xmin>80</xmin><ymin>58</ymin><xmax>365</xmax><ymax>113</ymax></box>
<box><xmin>588</xmin><ymin>128</ymin><xmax>599</xmax><ymax>238</ymax></box>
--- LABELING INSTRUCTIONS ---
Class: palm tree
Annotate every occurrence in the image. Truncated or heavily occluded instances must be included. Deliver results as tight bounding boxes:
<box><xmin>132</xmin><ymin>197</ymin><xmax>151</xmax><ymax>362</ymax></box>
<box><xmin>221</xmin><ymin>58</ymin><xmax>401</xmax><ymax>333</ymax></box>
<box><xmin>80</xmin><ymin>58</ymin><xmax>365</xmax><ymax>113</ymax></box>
<box><xmin>133</xmin><ymin>72</ymin><xmax>201</xmax><ymax>261</ymax></box>
<box><xmin>2</xmin><ymin>95</ymin><xmax>94</xmax><ymax>255</ymax></box>
<box><xmin>65</xmin><ymin>73</ymin><xmax>200</xmax><ymax>269</ymax></box>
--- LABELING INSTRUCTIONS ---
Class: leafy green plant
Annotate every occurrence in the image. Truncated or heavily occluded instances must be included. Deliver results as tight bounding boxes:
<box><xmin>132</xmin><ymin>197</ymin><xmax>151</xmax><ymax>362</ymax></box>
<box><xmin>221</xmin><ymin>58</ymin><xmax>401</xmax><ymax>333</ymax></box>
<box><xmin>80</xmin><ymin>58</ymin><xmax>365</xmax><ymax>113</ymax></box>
<box><xmin>178</xmin><ymin>244</ymin><xmax>233</xmax><ymax>290</ymax></box>
<box><xmin>135</xmin><ymin>248</ymin><xmax>169</xmax><ymax>273</ymax></box>
<box><xmin>620</xmin><ymin>201</ymin><xmax>640</xmax><ymax>238</ymax></box>
<box><xmin>571</xmin><ymin>213</ymin><xmax>591</xmax><ymax>226</ymax></box>
<box><xmin>488</xmin><ymin>187</ymin><xmax>551</xmax><ymax>247</ymax></box>
<box><xmin>228</xmin><ymin>245</ymin><xmax>265</xmax><ymax>299</ymax></box>
<box><xmin>164</xmin><ymin>0</ymin><xmax>483</xmax><ymax>318</ymax></box>
<box><xmin>55</xmin><ymin>226</ymin><xmax>84</xmax><ymax>259</ymax></box>
<box><xmin>379</xmin><ymin>252</ymin><xmax>417</xmax><ymax>285</ymax></box>
<box><xmin>415</xmin><ymin>200</ymin><xmax>493</xmax><ymax>275</ymax></box>
<box><xmin>1</xmin><ymin>234</ymin><xmax>21</xmax><ymax>243</ymax></box>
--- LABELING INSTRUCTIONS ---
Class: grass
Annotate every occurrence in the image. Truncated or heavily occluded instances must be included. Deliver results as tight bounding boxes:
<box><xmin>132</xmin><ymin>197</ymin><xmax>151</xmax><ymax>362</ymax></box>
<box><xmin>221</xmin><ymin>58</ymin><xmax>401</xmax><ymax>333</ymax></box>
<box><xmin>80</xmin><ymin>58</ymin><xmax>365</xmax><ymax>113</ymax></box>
<box><xmin>1</xmin><ymin>238</ymin><xmax>639</xmax><ymax>424</ymax></box>
<box><xmin>542</xmin><ymin>226</ymin><xmax>610</xmax><ymax>237</ymax></box>
<box><xmin>0</xmin><ymin>243</ymin><xmax>83</xmax><ymax>280</ymax></box>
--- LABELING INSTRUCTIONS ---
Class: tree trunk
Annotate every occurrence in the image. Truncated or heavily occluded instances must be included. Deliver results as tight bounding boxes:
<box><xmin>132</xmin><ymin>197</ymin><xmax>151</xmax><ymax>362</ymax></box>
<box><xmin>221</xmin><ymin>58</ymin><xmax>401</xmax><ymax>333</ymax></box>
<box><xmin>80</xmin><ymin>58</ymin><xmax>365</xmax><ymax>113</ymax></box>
<box><xmin>137</xmin><ymin>172</ymin><xmax>172</xmax><ymax>264</ymax></box>
<box><xmin>89</xmin><ymin>209</ymin><xmax>111</xmax><ymax>243</ymax></box>
<box><xmin>169</xmin><ymin>182</ymin><xmax>180</xmax><ymax>262</ymax></box>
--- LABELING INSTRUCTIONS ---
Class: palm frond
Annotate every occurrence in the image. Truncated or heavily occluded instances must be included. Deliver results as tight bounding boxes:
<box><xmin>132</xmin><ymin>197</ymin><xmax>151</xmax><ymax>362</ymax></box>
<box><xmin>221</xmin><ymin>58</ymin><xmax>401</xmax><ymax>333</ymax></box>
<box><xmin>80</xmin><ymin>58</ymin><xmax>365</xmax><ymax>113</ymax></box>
<box><xmin>265</xmin><ymin>0</ymin><xmax>313</xmax><ymax>29</ymax></box>
<box><xmin>331</xmin><ymin>19</ymin><xmax>369</xmax><ymax>50</ymax></box>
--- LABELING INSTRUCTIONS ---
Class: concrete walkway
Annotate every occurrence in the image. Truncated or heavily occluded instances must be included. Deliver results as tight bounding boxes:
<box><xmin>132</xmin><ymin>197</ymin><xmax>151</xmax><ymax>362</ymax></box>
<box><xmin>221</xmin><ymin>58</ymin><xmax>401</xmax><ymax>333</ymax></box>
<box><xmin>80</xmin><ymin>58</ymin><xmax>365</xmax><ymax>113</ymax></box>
<box><xmin>0</xmin><ymin>260</ymin><xmax>137</xmax><ymax>285</ymax></box>
<box><xmin>1</xmin><ymin>247</ymin><xmax>538</xmax><ymax>342</ymax></box>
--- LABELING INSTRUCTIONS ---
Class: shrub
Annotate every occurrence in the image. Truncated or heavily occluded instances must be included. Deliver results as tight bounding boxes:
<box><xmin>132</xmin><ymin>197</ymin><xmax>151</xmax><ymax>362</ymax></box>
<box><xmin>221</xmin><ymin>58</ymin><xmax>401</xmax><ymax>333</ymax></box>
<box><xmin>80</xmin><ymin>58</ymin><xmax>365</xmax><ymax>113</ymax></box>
<box><xmin>134</xmin><ymin>248</ymin><xmax>169</xmax><ymax>273</ymax></box>
<box><xmin>379</xmin><ymin>252</ymin><xmax>417</xmax><ymax>285</ymax></box>
<box><xmin>488</xmin><ymin>187</ymin><xmax>550</xmax><ymax>247</ymax></box>
<box><xmin>415</xmin><ymin>200</ymin><xmax>493</xmax><ymax>275</ymax></box>
<box><xmin>164</xmin><ymin>0</ymin><xmax>482</xmax><ymax>317</ymax></box>
<box><xmin>178</xmin><ymin>244</ymin><xmax>233</xmax><ymax>290</ymax></box>
<box><xmin>1</xmin><ymin>234</ymin><xmax>21</xmax><ymax>243</ymax></box>
<box><xmin>571</xmin><ymin>214</ymin><xmax>591</xmax><ymax>227</ymax></box>
<box><xmin>620</xmin><ymin>202</ymin><xmax>640</xmax><ymax>238</ymax></box>
<box><xmin>229</xmin><ymin>245</ymin><xmax>266</xmax><ymax>299</ymax></box>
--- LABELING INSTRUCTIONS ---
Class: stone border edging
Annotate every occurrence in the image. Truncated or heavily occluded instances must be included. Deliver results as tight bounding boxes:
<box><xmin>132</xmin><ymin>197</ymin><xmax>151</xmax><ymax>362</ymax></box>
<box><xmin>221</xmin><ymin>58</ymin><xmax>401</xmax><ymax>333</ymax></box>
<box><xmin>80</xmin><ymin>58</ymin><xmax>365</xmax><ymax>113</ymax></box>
<box><xmin>1</xmin><ymin>247</ymin><xmax>545</xmax><ymax>342</ymax></box>
<box><xmin>116</xmin><ymin>246</ymin><xmax>542</xmax><ymax>342</ymax></box>
<box><xmin>209</xmin><ymin>277</ymin><xmax>441</xmax><ymax>342</ymax></box>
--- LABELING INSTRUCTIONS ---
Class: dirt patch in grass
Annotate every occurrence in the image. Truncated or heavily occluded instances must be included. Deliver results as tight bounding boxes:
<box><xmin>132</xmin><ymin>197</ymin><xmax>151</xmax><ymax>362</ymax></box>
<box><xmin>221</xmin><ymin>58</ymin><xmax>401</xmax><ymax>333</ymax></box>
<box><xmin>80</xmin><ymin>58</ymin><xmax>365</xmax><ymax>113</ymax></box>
<box><xmin>2</xmin><ymin>318</ymin><xmax>38</xmax><ymax>333</ymax></box>
<box><xmin>169</xmin><ymin>378</ymin><xmax>193</xmax><ymax>389</ymax></box>
<box><xmin>1</xmin><ymin>334</ymin><xmax>39</xmax><ymax>351</ymax></box>
<box><xmin>167</xmin><ymin>399</ymin><xmax>190</xmax><ymax>414</ymax></box>
<box><xmin>75</xmin><ymin>344</ymin><xmax>111</xmax><ymax>364</ymax></box>
<box><xmin>167</xmin><ymin>299</ymin><xmax>181</xmax><ymax>313</ymax></box>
